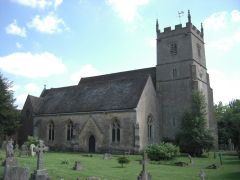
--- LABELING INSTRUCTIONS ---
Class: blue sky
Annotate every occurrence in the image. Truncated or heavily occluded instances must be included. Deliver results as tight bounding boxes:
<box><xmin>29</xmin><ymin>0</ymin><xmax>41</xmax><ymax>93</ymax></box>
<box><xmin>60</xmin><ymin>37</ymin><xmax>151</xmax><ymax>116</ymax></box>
<box><xmin>0</xmin><ymin>0</ymin><xmax>239</xmax><ymax>109</ymax></box>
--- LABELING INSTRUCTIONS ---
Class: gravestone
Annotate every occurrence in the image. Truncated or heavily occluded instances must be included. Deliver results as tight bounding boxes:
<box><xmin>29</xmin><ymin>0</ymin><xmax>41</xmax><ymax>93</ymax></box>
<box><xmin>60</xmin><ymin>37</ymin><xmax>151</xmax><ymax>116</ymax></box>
<box><xmin>199</xmin><ymin>170</ymin><xmax>206</xmax><ymax>180</ymax></box>
<box><xmin>86</xmin><ymin>177</ymin><xmax>101</xmax><ymax>180</ymax></box>
<box><xmin>14</xmin><ymin>144</ymin><xmax>20</xmax><ymax>157</ymax></box>
<box><xmin>4</xmin><ymin>166</ymin><xmax>30</xmax><ymax>180</ymax></box>
<box><xmin>188</xmin><ymin>154</ymin><xmax>194</xmax><ymax>165</ymax></box>
<box><xmin>1</xmin><ymin>141</ymin><xmax>7</xmax><ymax>150</ymax></box>
<box><xmin>73</xmin><ymin>161</ymin><xmax>82</xmax><ymax>171</ymax></box>
<box><xmin>5</xmin><ymin>140</ymin><xmax>17</xmax><ymax>167</ymax></box>
<box><xmin>218</xmin><ymin>152</ymin><xmax>223</xmax><ymax>165</ymax></box>
<box><xmin>137</xmin><ymin>152</ymin><xmax>151</xmax><ymax>180</ymax></box>
<box><xmin>103</xmin><ymin>153</ymin><xmax>111</xmax><ymax>160</ymax></box>
<box><xmin>228</xmin><ymin>138</ymin><xmax>234</xmax><ymax>151</ymax></box>
<box><xmin>30</xmin><ymin>144</ymin><xmax>36</xmax><ymax>157</ymax></box>
<box><xmin>31</xmin><ymin>140</ymin><xmax>50</xmax><ymax>180</ymax></box>
<box><xmin>20</xmin><ymin>143</ymin><xmax>29</xmax><ymax>156</ymax></box>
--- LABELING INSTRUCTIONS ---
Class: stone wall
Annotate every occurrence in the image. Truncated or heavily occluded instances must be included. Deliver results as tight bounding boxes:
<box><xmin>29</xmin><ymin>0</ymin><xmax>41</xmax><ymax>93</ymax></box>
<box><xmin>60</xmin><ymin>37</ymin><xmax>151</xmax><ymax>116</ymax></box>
<box><xmin>136</xmin><ymin>76</ymin><xmax>160</xmax><ymax>150</ymax></box>
<box><xmin>33</xmin><ymin>111</ymin><xmax>137</xmax><ymax>153</ymax></box>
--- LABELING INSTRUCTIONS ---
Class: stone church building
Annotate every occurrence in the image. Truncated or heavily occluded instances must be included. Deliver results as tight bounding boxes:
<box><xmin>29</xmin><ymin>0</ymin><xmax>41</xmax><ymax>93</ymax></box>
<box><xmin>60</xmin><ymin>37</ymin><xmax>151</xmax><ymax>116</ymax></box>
<box><xmin>19</xmin><ymin>11</ymin><xmax>217</xmax><ymax>153</ymax></box>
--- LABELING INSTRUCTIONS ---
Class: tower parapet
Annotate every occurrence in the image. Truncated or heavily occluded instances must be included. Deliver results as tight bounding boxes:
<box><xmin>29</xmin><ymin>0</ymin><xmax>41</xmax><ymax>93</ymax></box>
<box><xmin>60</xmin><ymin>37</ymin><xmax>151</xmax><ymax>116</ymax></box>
<box><xmin>156</xmin><ymin>10</ymin><xmax>204</xmax><ymax>41</ymax></box>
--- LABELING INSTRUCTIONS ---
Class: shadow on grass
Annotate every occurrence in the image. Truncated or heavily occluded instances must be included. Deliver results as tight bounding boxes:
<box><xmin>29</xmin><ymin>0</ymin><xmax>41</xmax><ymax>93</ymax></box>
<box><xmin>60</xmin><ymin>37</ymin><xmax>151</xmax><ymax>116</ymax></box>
<box><xmin>112</xmin><ymin>166</ymin><xmax>127</xmax><ymax>168</ymax></box>
<box><xmin>221</xmin><ymin>172</ymin><xmax>240</xmax><ymax>180</ymax></box>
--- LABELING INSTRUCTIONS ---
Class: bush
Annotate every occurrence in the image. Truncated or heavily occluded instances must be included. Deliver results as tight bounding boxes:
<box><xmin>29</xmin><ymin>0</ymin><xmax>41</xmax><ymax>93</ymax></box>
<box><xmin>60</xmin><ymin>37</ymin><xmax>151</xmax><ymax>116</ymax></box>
<box><xmin>117</xmin><ymin>156</ymin><xmax>130</xmax><ymax>167</ymax></box>
<box><xmin>25</xmin><ymin>136</ymin><xmax>38</xmax><ymax>147</ymax></box>
<box><xmin>146</xmin><ymin>143</ymin><xmax>179</xmax><ymax>161</ymax></box>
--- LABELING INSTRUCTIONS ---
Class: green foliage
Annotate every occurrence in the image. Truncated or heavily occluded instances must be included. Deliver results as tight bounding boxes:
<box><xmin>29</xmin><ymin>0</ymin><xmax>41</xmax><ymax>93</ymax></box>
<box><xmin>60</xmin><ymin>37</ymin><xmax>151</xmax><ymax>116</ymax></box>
<box><xmin>145</xmin><ymin>143</ymin><xmax>180</xmax><ymax>161</ymax></box>
<box><xmin>117</xmin><ymin>156</ymin><xmax>130</xmax><ymax>167</ymax></box>
<box><xmin>0</xmin><ymin>73</ymin><xmax>19</xmax><ymax>139</ymax></box>
<box><xmin>177</xmin><ymin>91</ymin><xmax>214</xmax><ymax>156</ymax></box>
<box><xmin>25</xmin><ymin>136</ymin><xmax>38</xmax><ymax>147</ymax></box>
<box><xmin>215</xmin><ymin>100</ymin><xmax>240</xmax><ymax>150</ymax></box>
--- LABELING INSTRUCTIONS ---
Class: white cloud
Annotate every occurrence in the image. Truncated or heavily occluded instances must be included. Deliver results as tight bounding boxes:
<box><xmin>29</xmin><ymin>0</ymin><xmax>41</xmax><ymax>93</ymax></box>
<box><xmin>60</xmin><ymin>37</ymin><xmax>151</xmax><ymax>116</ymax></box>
<box><xmin>207</xmin><ymin>29</ymin><xmax>240</xmax><ymax>52</ymax></box>
<box><xmin>147</xmin><ymin>37</ymin><xmax>155</xmax><ymax>48</ymax></box>
<box><xmin>5</xmin><ymin>20</ymin><xmax>26</xmax><ymax>37</ymax></box>
<box><xmin>203</xmin><ymin>11</ymin><xmax>228</xmax><ymax>31</ymax></box>
<box><xmin>27</xmin><ymin>13</ymin><xmax>69</xmax><ymax>34</ymax></box>
<box><xmin>70</xmin><ymin>64</ymin><xmax>100</xmax><ymax>83</ymax></box>
<box><xmin>16</xmin><ymin>42</ymin><xmax>23</xmax><ymax>48</ymax></box>
<box><xmin>12</xmin><ymin>0</ymin><xmax>52</xmax><ymax>9</ymax></box>
<box><xmin>54</xmin><ymin>0</ymin><xmax>63</xmax><ymax>9</ymax></box>
<box><xmin>209</xmin><ymin>69</ymin><xmax>240</xmax><ymax>104</ymax></box>
<box><xmin>106</xmin><ymin>0</ymin><xmax>149</xmax><ymax>22</ymax></box>
<box><xmin>0</xmin><ymin>52</ymin><xmax>67</xmax><ymax>78</ymax></box>
<box><xmin>231</xmin><ymin>10</ymin><xmax>240</xmax><ymax>23</ymax></box>
<box><xmin>24</xmin><ymin>83</ymin><xmax>40</xmax><ymax>93</ymax></box>
<box><xmin>15</xmin><ymin>93</ymin><xmax>28</xmax><ymax>109</ymax></box>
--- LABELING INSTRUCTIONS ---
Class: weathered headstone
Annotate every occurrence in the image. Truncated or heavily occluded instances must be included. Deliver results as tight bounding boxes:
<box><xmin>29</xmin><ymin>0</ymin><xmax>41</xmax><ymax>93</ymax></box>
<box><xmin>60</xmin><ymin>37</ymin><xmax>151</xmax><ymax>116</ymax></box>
<box><xmin>199</xmin><ymin>170</ymin><xmax>206</xmax><ymax>180</ymax></box>
<box><xmin>31</xmin><ymin>140</ymin><xmax>50</xmax><ymax>180</ymax></box>
<box><xmin>5</xmin><ymin>140</ymin><xmax>17</xmax><ymax>167</ymax></box>
<box><xmin>85</xmin><ymin>177</ymin><xmax>101</xmax><ymax>180</ymax></box>
<box><xmin>20</xmin><ymin>143</ymin><xmax>29</xmax><ymax>156</ymax></box>
<box><xmin>1</xmin><ymin>141</ymin><xmax>7</xmax><ymax>150</ymax></box>
<box><xmin>73</xmin><ymin>161</ymin><xmax>82</xmax><ymax>171</ymax></box>
<box><xmin>30</xmin><ymin>144</ymin><xmax>36</xmax><ymax>157</ymax></box>
<box><xmin>137</xmin><ymin>152</ymin><xmax>151</xmax><ymax>180</ymax></box>
<box><xmin>4</xmin><ymin>166</ymin><xmax>30</xmax><ymax>180</ymax></box>
<box><xmin>219</xmin><ymin>152</ymin><xmax>223</xmax><ymax>165</ymax></box>
<box><xmin>228</xmin><ymin>138</ymin><xmax>234</xmax><ymax>151</ymax></box>
<box><xmin>14</xmin><ymin>144</ymin><xmax>20</xmax><ymax>157</ymax></box>
<box><xmin>103</xmin><ymin>153</ymin><xmax>111</xmax><ymax>160</ymax></box>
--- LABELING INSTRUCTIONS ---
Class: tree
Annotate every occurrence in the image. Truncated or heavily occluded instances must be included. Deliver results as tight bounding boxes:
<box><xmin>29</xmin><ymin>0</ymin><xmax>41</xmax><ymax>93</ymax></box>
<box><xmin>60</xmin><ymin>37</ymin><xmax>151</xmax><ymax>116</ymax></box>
<box><xmin>0</xmin><ymin>73</ymin><xmax>19</xmax><ymax>139</ymax></box>
<box><xmin>215</xmin><ymin>100</ymin><xmax>240</xmax><ymax>151</ymax></box>
<box><xmin>177</xmin><ymin>91</ymin><xmax>214</xmax><ymax>156</ymax></box>
<box><xmin>117</xmin><ymin>156</ymin><xmax>130</xmax><ymax>168</ymax></box>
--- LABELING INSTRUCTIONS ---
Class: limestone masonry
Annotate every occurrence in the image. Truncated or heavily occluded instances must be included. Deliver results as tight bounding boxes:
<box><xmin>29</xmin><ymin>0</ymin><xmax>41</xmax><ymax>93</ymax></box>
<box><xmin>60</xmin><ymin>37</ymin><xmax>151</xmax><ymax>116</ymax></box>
<box><xmin>19</xmin><ymin>11</ymin><xmax>217</xmax><ymax>153</ymax></box>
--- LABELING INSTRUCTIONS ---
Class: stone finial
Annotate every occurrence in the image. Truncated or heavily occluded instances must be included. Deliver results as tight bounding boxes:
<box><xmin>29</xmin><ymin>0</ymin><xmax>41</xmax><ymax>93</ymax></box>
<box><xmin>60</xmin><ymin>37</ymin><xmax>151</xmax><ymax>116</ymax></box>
<box><xmin>201</xmin><ymin>23</ymin><xmax>204</xmax><ymax>36</ymax></box>
<box><xmin>156</xmin><ymin>19</ymin><xmax>160</xmax><ymax>34</ymax></box>
<box><xmin>188</xmin><ymin>10</ymin><xmax>191</xmax><ymax>23</ymax></box>
<box><xmin>44</xmin><ymin>84</ymin><xmax>46</xmax><ymax>90</ymax></box>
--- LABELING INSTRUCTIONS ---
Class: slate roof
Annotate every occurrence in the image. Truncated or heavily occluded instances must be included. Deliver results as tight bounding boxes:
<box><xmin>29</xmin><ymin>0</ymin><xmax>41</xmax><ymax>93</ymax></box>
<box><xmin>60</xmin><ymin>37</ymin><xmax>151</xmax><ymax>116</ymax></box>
<box><xmin>29</xmin><ymin>67</ymin><xmax>156</xmax><ymax>115</ymax></box>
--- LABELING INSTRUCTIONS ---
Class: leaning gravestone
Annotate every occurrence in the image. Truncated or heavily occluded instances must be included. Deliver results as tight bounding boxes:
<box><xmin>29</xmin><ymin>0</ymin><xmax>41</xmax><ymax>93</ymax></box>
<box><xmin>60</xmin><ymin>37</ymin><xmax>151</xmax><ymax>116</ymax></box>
<box><xmin>137</xmin><ymin>152</ymin><xmax>151</xmax><ymax>180</ymax></box>
<box><xmin>31</xmin><ymin>140</ymin><xmax>50</xmax><ymax>180</ymax></box>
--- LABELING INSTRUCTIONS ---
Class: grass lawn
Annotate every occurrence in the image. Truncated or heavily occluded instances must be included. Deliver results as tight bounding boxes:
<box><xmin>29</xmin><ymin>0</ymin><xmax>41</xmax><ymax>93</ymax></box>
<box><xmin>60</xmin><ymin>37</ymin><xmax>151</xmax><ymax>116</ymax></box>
<box><xmin>0</xmin><ymin>151</ymin><xmax>239</xmax><ymax>180</ymax></box>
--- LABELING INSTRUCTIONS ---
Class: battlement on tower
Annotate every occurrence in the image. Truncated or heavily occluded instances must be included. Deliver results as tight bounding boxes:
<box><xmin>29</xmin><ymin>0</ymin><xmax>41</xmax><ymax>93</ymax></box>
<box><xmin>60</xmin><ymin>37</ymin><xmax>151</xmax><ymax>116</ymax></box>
<box><xmin>156</xmin><ymin>10</ymin><xmax>204</xmax><ymax>41</ymax></box>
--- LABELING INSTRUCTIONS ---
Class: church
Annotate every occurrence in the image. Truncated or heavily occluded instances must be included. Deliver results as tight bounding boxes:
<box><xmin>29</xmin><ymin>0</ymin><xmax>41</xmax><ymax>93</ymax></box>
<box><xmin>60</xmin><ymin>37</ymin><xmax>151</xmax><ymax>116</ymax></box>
<box><xmin>19</xmin><ymin>11</ymin><xmax>217</xmax><ymax>153</ymax></box>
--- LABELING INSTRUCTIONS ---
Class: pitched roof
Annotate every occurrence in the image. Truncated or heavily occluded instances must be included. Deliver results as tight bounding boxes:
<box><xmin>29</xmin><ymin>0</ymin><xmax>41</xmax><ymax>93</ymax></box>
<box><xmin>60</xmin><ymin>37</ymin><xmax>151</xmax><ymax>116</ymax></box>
<box><xmin>30</xmin><ymin>67</ymin><xmax>156</xmax><ymax>115</ymax></box>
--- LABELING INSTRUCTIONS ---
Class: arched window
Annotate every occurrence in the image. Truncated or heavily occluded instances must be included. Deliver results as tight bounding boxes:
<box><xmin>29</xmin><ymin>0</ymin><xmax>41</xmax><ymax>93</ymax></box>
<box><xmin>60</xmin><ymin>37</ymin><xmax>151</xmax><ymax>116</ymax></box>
<box><xmin>67</xmin><ymin>121</ymin><xmax>73</xmax><ymax>141</ymax></box>
<box><xmin>112</xmin><ymin>120</ymin><xmax>120</xmax><ymax>143</ymax></box>
<box><xmin>48</xmin><ymin>121</ymin><xmax>54</xmax><ymax>141</ymax></box>
<box><xmin>147</xmin><ymin>115</ymin><xmax>153</xmax><ymax>140</ymax></box>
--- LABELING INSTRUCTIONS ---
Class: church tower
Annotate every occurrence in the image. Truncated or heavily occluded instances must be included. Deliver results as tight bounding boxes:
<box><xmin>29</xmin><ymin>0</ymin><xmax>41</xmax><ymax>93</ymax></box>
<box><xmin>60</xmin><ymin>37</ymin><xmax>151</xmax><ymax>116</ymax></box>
<box><xmin>156</xmin><ymin>11</ymin><xmax>217</xmax><ymax>140</ymax></box>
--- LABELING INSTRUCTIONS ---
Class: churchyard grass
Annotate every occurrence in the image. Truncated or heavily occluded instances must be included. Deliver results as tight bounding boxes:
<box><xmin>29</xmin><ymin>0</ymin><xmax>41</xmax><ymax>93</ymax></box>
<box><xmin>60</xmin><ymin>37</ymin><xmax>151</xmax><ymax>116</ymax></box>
<box><xmin>0</xmin><ymin>151</ymin><xmax>239</xmax><ymax>180</ymax></box>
